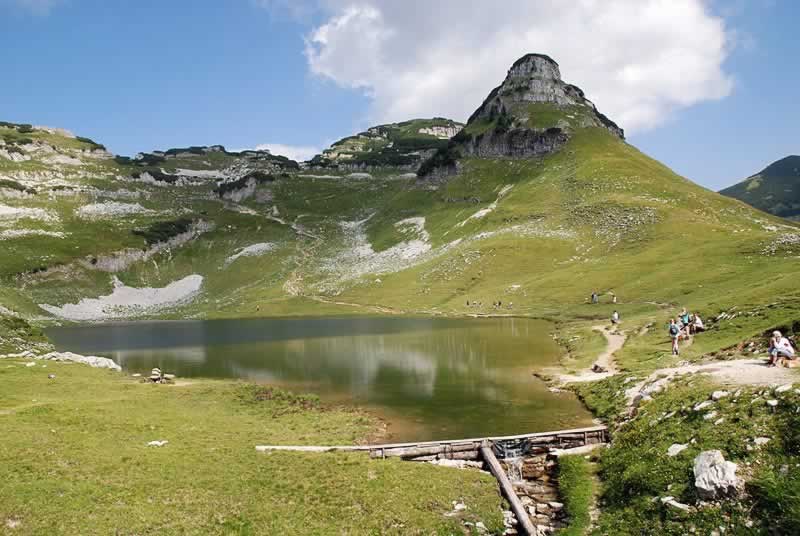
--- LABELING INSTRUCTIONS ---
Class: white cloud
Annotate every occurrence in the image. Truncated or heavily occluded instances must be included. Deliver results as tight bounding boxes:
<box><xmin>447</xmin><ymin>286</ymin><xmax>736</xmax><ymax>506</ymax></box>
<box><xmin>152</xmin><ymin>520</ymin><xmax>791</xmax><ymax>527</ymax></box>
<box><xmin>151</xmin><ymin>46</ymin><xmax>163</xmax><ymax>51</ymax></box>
<box><xmin>303</xmin><ymin>0</ymin><xmax>734</xmax><ymax>133</ymax></box>
<box><xmin>253</xmin><ymin>143</ymin><xmax>321</xmax><ymax>162</ymax></box>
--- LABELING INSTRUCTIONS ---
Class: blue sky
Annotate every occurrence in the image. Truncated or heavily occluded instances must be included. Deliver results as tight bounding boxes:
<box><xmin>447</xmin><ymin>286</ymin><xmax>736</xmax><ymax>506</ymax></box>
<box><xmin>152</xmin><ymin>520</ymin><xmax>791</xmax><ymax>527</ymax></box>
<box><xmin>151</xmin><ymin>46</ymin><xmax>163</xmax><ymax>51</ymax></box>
<box><xmin>0</xmin><ymin>0</ymin><xmax>796</xmax><ymax>190</ymax></box>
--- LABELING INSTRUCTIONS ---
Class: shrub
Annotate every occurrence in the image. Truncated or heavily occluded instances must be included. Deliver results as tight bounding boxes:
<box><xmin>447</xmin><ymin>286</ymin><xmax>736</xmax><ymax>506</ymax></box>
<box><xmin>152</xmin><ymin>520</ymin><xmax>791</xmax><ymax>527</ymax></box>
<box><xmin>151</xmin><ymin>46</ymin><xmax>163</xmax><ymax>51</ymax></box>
<box><xmin>131</xmin><ymin>169</ymin><xmax>179</xmax><ymax>184</ymax></box>
<box><xmin>75</xmin><ymin>136</ymin><xmax>106</xmax><ymax>151</ymax></box>
<box><xmin>0</xmin><ymin>179</ymin><xmax>36</xmax><ymax>194</ymax></box>
<box><xmin>214</xmin><ymin>171</ymin><xmax>276</xmax><ymax>197</ymax></box>
<box><xmin>132</xmin><ymin>217</ymin><xmax>194</xmax><ymax>245</ymax></box>
<box><xmin>417</xmin><ymin>142</ymin><xmax>461</xmax><ymax>177</ymax></box>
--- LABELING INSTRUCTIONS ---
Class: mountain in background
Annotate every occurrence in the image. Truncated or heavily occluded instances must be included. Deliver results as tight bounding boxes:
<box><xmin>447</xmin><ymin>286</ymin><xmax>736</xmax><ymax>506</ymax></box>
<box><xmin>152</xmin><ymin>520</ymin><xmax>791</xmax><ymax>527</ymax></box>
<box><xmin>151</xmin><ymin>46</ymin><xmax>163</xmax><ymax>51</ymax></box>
<box><xmin>720</xmin><ymin>155</ymin><xmax>800</xmax><ymax>220</ymax></box>
<box><xmin>0</xmin><ymin>53</ymin><xmax>798</xmax><ymax>334</ymax></box>
<box><xmin>309</xmin><ymin>118</ymin><xmax>464</xmax><ymax>171</ymax></box>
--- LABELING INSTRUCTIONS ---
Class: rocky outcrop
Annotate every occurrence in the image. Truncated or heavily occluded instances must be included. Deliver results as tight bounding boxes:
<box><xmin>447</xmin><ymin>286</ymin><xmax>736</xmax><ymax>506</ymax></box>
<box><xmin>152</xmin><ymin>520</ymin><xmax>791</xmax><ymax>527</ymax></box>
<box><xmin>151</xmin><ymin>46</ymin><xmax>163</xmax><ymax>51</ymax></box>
<box><xmin>468</xmin><ymin>54</ymin><xmax>624</xmax><ymax>139</ymax></box>
<box><xmin>461</xmin><ymin>126</ymin><xmax>569</xmax><ymax>159</ymax></box>
<box><xmin>418</xmin><ymin>125</ymin><xmax>462</xmax><ymax>139</ymax></box>
<box><xmin>0</xmin><ymin>350</ymin><xmax>121</xmax><ymax>371</ymax></box>
<box><xmin>693</xmin><ymin>450</ymin><xmax>740</xmax><ymax>500</ymax></box>
<box><xmin>418</xmin><ymin>53</ymin><xmax>624</xmax><ymax>178</ymax></box>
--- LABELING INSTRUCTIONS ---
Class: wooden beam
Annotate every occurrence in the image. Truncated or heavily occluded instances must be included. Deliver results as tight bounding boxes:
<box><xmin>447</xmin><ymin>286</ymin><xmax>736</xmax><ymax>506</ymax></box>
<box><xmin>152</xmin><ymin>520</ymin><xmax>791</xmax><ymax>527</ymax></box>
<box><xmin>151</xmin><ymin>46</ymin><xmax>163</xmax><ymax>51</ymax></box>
<box><xmin>480</xmin><ymin>445</ymin><xmax>536</xmax><ymax>536</ymax></box>
<box><xmin>255</xmin><ymin>425</ymin><xmax>608</xmax><ymax>453</ymax></box>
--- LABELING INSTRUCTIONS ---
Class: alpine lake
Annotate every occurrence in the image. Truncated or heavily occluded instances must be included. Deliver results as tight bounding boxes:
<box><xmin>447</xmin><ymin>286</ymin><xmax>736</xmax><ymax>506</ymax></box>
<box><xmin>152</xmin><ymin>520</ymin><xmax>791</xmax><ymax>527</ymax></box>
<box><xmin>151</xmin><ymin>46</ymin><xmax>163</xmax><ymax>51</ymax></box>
<box><xmin>48</xmin><ymin>316</ymin><xmax>594</xmax><ymax>442</ymax></box>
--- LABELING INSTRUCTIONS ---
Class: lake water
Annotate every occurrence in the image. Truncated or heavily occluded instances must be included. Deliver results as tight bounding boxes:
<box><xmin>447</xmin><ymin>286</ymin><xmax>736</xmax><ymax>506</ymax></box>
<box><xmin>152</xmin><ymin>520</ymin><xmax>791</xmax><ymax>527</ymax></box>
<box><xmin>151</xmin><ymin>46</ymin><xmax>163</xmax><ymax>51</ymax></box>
<box><xmin>47</xmin><ymin>317</ymin><xmax>593</xmax><ymax>442</ymax></box>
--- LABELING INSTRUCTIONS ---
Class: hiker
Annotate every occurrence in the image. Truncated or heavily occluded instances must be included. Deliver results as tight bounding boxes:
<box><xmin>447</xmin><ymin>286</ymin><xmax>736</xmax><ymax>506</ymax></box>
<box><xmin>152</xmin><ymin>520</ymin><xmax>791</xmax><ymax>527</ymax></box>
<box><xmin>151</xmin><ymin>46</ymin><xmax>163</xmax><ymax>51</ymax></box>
<box><xmin>591</xmin><ymin>291</ymin><xmax>598</xmax><ymax>304</ymax></box>
<box><xmin>679</xmin><ymin>309</ymin><xmax>691</xmax><ymax>328</ymax></box>
<box><xmin>669</xmin><ymin>319</ymin><xmax>681</xmax><ymax>355</ymax></box>
<box><xmin>693</xmin><ymin>314</ymin><xmax>705</xmax><ymax>333</ymax></box>
<box><xmin>611</xmin><ymin>310</ymin><xmax>620</xmax><ymax>324</ymax></box>
<box><xmin>612</xmin><ymin>294</ymin><xmax>617</xmax><ymax>304</ymax></box>
<box><xmin>769</xmin><ymin>331</ymin><xmax>796</xmax><ymax>366</ymax></box>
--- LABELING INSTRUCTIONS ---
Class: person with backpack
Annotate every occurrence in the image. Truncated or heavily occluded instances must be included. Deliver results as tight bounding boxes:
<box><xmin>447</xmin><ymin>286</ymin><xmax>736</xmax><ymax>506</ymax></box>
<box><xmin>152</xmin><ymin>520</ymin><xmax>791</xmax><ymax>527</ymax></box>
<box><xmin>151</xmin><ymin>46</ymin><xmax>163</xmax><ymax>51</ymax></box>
<box><xmin>669</xmin><ymin>319</ymin><xmax>681</xmax><ymax>355</ymax></box>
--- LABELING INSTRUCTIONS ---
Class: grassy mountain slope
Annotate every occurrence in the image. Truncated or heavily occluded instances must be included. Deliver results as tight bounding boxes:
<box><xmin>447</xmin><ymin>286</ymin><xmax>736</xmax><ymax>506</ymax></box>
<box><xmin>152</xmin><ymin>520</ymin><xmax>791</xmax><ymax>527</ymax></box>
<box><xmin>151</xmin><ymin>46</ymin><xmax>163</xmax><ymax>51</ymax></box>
<box><xmin>721</xmin><ymin>155</ymin><xmax>800</xmax><ymax>220</ymax></box>
<box><xmin>1</xmin><ymin>117</ymin><xmax>798</xmax><ymax>329</ymax></box>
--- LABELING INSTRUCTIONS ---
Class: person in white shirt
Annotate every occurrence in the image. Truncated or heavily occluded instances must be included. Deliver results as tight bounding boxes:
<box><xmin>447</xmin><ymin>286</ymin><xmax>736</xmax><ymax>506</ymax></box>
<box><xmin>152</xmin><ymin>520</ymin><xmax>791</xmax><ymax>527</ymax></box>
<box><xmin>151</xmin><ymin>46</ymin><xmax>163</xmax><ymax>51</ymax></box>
<box><xmin>693</xmin><ymin>314</ymin><xmax>705</xmax><ymax>333</ymax></box>
<box><xmin>769</xmin><ymin>330</ymin><xmax>796</xmax><ymax>366</ymax></box>
<box><xmin>611</xmin><ymin>310</ymin><xmax>620</xmax><ymax>324</ymax></box>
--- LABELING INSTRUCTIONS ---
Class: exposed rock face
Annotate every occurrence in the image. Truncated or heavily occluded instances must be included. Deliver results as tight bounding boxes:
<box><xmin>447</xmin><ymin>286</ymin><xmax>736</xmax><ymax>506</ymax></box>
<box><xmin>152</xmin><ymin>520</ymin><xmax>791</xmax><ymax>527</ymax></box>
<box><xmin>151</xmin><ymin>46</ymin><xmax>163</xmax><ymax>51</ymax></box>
<box><xmin>418</xmin><ymin>53</ymin><xmax>624</xmax><ymax>178</ymax></box>
<box><xmin>468</xmin><ymin>54</ymin><xmax>624</xmax><ymax>139</ymax></box>
<box><xmin>418</xmin><ymin>125</ymin><xmax>462</xmax><ymax>139</ymax></box>
<box><xmin>462</xmin><ymin>126</ymin><xmax>569</xmax><ymax>159</ymax></box>
<box><xmin>693</xmin><ymin>450</ymin><xmax>740</xmax><ymax>500</ymax></box>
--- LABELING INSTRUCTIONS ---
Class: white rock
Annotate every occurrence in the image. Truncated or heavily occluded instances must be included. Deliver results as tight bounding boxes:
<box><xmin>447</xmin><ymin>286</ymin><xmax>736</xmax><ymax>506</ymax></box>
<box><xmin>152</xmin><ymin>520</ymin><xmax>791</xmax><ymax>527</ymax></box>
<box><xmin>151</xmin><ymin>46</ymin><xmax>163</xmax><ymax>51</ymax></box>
<box><xmin>693</xmin><ymin>451</ymin><xmax>740</xmax><ymax>500</ymax></box>
<box><xmin>694</xmin><ymin>400</ymin><xmax>714</xmax><ymax>411</ymax></box>
<box><xmin>711</xmin><ymin>391</ymin><xmax>729</xmax><ymax>401</ymax></box>
<box><xmin>667</xmin><ymin>444</ymin><xmax>688</xmax><ymax>457</ymax></box>
<box><xmin>25</xmin><ymin>362</ymin><xmax>36</xmax><ymax>367</ymax></box>
<box><xmin>753</xmin><ymin>437</ymin><xmax>770</xmax><ymax>446</ymax></box>
<box><xmin>147</xmin><ymin>440</ymin><xmax>169</xmax><ymax>447</ymax></box>
<box><xmin>767</xmin><ymin>399</ymin><xmax>779</xmax><ymax>407</ymax></box>
<box><xmin>662</xmin><ymin>498</ymin><xmax>693</xmax><ymax>512</ymax></box>
<box><xmin>703</xmin><ymin>411</ymin><xmax>718</xmax><ymax>421</ymax></box>
<box><xmin>714</xmin><ymin>418</ymin><xmax>725</xmax><ymax>425</ymax></box>
<box><xmin>39</xmin><ymin>351</ymin><xmax>121</xmax><ymax>371</ymax></box>
<box><xmin>775</xmin><ymin>384</ymin><xmax>793</xmax><ymax>394</ymax></box>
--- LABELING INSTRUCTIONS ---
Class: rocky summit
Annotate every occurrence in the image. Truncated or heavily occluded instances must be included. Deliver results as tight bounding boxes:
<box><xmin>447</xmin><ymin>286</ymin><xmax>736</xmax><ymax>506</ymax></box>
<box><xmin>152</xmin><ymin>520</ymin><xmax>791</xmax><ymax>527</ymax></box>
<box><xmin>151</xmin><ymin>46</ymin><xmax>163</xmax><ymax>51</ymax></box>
<box><xmin>418</xmin><ymin>54</ymin><xmax>624</xmax><ymax>177</ymax></box>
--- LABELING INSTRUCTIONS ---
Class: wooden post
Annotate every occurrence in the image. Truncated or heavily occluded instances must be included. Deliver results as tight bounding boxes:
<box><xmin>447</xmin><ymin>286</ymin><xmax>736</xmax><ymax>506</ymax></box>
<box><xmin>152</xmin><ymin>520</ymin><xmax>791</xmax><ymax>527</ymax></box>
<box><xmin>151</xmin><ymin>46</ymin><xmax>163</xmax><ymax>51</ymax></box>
<box><xmin>480</xmin><ymin>444</ymin><xmax>536</xmax><ymax>536</ymax></box>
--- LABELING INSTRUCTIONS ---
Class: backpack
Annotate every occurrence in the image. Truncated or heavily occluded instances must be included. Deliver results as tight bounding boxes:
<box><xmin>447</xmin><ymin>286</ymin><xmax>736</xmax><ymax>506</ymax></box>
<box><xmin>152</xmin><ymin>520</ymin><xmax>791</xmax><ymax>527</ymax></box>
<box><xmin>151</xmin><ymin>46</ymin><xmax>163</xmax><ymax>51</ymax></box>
<box><xmin>669</xmin><ymin>325</ymin><xmax>679</xmax><ymax>336</ymax></box>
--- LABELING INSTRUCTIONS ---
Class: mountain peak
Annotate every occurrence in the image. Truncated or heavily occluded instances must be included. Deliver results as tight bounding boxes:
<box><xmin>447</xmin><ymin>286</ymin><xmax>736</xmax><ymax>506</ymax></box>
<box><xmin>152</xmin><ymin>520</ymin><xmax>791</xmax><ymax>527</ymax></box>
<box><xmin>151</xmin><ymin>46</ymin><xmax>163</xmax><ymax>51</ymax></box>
<box><xmin>508</xmin><ymin>53</ymin><xmax>561</xmax><ymax>81</ymax></box>
<box><xmin>467</xmin><ymin>53</ymin><xmax>623</xmax><ymax>139</ymax></box>
<box><xmin>419</xmin><ymin>53</ymin><xmax>623</xmax><ymax>178</ymax></box>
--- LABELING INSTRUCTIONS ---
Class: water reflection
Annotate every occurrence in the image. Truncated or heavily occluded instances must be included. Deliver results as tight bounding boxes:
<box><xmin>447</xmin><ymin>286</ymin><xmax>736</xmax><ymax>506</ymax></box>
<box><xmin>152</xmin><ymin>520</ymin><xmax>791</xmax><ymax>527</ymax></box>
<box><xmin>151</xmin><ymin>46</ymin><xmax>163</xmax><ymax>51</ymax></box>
<box><xmin>48</xmin><ymin>317</ymin><xmax>593</xmax><ymax>441</ymax></box>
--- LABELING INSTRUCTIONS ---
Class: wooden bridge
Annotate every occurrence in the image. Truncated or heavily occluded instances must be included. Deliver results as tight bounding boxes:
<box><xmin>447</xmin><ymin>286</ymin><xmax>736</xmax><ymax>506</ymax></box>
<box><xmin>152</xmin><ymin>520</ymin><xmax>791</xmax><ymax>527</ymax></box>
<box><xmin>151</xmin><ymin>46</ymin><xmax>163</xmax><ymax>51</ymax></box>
<box><xmin>257</xmin><ymin>425</ymin><xmax>608</xmax><ymax>535</ymax></box>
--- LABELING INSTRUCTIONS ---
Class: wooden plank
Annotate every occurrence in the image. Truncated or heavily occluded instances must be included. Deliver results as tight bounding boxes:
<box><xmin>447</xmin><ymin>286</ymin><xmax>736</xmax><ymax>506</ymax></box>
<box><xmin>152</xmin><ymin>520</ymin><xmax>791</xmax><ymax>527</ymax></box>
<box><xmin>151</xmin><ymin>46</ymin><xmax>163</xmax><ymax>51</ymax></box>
<box><xmin>255</xmin><ymin>425</ymin><xmax>607</xmax><ymax>453</ymax></box>
<box><xmin>480</xmin><ymin>445</ymin><xmax>536</xmax><ymax>536</ymax></box>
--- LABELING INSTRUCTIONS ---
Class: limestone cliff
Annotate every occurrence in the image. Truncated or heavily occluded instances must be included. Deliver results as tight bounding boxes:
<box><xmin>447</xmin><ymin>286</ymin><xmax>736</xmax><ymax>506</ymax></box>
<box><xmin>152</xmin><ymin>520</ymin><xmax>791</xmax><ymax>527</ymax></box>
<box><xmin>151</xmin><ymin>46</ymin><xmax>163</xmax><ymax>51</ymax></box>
<box><xmin>418</xmin><ymin>54</ymin><xmax>623</xmax><ymax>177</ymax></box>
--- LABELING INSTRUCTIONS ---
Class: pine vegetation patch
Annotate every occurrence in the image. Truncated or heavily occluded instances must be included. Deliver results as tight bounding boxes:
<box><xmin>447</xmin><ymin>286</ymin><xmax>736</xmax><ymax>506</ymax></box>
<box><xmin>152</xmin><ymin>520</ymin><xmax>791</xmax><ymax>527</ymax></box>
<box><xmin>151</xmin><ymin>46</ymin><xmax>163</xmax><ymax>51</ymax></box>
<box><xmin>132</xmin><ymin>217</ymin><xmax>194</xmax><ymax>245</ymax></box>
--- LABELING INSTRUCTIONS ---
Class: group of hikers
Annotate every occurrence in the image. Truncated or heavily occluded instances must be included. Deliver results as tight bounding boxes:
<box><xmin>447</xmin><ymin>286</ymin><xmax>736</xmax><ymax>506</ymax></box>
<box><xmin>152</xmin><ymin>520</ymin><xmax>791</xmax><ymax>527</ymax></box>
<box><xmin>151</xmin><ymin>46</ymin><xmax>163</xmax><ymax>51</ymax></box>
<box><xmin>590</xmin><ymin>290</ymin><xmax>617</xmax><ymax>304</ymax></box>
<box><xmin>666</xmin><ymin>308</ymin><xmax>797</xmax><ymax>365</ymax></box>
<box><xmin>668</xmin><ymin>309</ymin><xmax>705</xmax><ymax>355</ymax></box>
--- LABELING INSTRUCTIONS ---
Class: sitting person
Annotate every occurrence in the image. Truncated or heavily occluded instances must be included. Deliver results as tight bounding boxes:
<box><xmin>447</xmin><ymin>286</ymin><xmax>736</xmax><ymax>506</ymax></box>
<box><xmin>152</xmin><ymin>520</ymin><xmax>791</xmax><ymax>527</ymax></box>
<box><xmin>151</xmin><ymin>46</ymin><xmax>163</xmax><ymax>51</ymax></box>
<box><xmin>692</xmin><ymin>314</ymin><xmax>705</xmax><ymax>333</ymax></box>
<box><xmin>769</xmin><ymin>330</ymin><xmax>796</xmax><ymax>366</ymax></box>
<box><xmin>611</xmin><ymin>310</ymin><xmax>620</xmax><ymax>324</ymax></box>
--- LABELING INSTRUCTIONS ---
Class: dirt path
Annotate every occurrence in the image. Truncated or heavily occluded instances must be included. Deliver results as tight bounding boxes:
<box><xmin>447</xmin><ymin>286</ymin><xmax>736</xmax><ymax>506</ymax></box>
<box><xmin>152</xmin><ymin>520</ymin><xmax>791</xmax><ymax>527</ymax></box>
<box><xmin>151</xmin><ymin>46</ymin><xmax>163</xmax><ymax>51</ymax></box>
<box><xmin>626</xmin><ymin>358</ymin><xmax>799</xmax><ymax>405</ymax></box>
<box><xmin>555</xmin><ymin>325</ymin><xmax>626</xmax><ymax>384</ymax></box>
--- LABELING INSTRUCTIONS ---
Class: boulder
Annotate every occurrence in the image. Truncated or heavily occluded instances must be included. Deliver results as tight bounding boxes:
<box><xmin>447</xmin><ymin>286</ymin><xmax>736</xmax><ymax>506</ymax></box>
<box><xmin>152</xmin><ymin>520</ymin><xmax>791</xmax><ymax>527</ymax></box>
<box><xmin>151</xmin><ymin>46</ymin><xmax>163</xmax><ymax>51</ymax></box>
<box><xmin>693</xmin><ymin>451</ymin><xmax>740</xmax><ymax>500</ymax></box>
<box><xmin>711</xmin><ymin>391</ymin><xmax>729</xmax><ymax>401</ymax></box>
